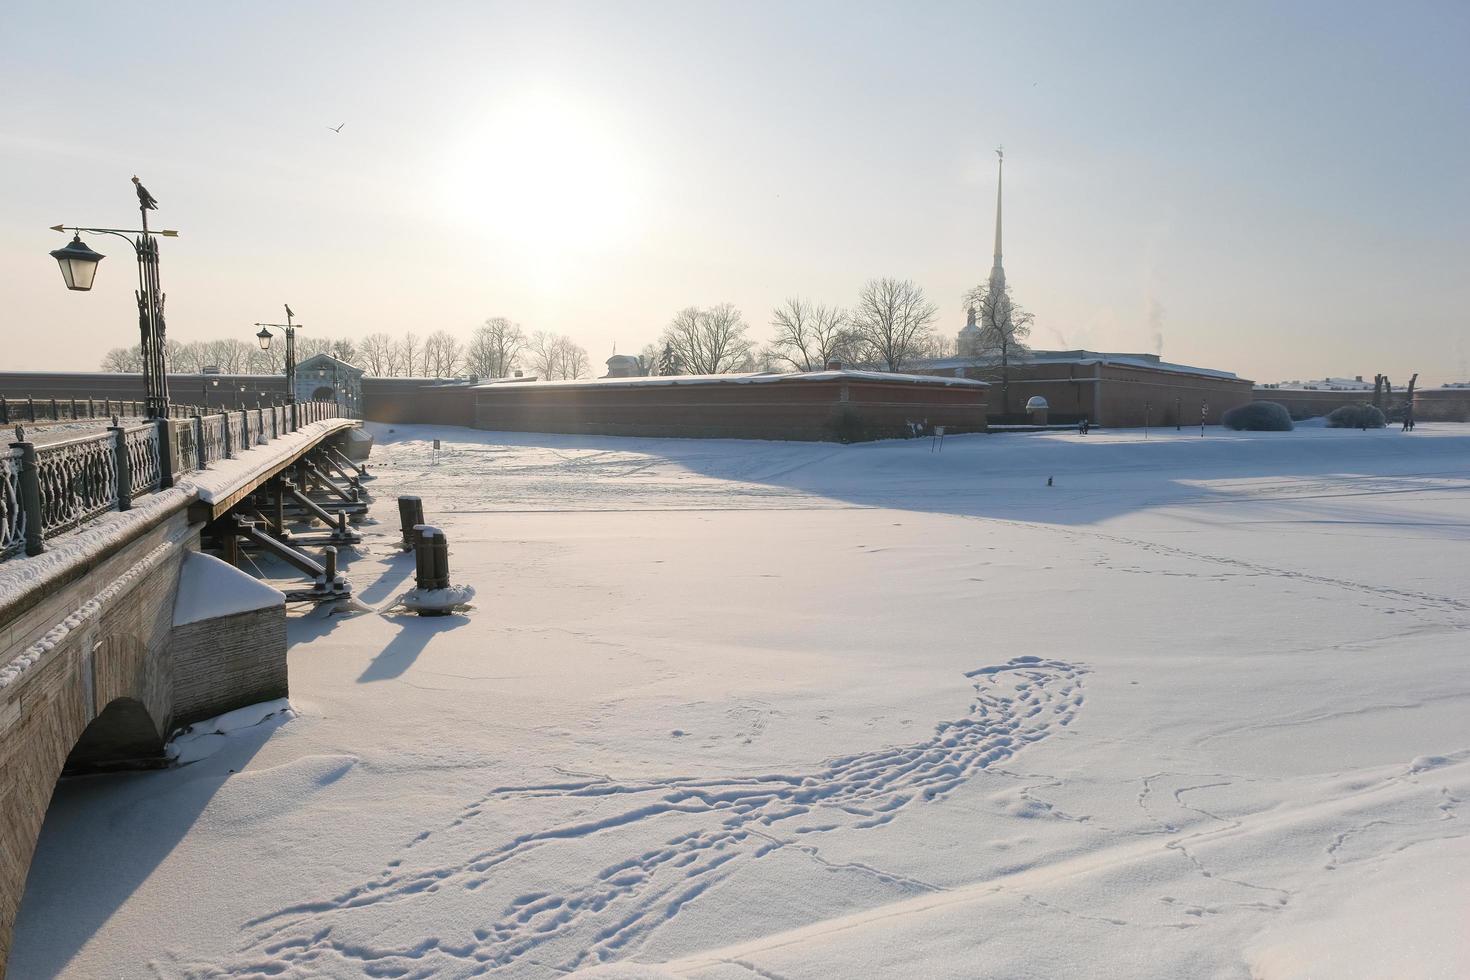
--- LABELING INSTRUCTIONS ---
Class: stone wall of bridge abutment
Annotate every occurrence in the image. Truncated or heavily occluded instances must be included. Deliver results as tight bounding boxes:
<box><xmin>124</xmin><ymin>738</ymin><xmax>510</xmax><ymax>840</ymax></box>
<box><xmin>0</xmin><ymin>418</ymin><xmax>358</xmax><ymax>971</ymax></box>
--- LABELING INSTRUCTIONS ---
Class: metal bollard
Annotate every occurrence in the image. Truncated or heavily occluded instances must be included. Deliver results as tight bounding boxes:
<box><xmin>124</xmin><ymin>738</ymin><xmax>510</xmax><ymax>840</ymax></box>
<box><xmin>321</xmin><ymin>544</ymin><xmax>347</xmax><ymax>595</ymax></box>
<box><xmin>397</xmin><ymin>495</ymin><xmax>424</xmax><ymax>551</ymax></box>
<box><xmin>412</xmin><ymin>525</ymin><xmax>450</xmax><ymax>591</ymax></box>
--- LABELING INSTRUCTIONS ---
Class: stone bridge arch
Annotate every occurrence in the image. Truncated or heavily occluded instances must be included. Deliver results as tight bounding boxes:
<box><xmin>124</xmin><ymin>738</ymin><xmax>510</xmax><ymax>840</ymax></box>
<box><xmin>1</xmin><ymin>624</ymin><xmax>169</xmax><ymax>968</ymax></box>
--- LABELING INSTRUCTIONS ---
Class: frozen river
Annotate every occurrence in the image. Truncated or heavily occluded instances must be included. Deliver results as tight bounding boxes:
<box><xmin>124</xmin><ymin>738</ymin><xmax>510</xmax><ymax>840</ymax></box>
<box><xmin>13</xmin><ymin>421</ymin><xmax>1470</xmax><ymax>978</ymax></box>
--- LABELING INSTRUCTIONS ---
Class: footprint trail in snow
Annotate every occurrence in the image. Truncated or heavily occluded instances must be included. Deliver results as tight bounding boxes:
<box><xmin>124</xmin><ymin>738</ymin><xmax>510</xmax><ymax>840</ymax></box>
<box><xmin>172</xmin><ymin>656</ymin><xmax>1087</xmax><ymax>978</ymax></box>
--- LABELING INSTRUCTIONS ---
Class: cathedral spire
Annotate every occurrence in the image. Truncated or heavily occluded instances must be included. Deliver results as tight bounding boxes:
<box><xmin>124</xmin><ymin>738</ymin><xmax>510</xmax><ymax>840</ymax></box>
<box><xmin>990</xmin><ymin>146</ymin><xmax>1005</xmax><ymax>289</ymax></box>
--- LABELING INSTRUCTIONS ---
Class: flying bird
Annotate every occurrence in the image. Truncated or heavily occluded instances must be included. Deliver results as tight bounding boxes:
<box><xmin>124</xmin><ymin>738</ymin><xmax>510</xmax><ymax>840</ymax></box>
<box><xmin>328</xmin><ymin>123</ymin><xmax>345</xmax><ymax>133</ymax></box>
<box><xmin>132</xmin><ymin>175</ymin><xmax>158</xmax><ymax>210</ymax></box>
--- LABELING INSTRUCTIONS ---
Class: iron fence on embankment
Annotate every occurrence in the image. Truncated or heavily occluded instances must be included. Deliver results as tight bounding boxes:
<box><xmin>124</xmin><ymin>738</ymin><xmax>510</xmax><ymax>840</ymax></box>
<box><xmin>1</xmin><ymin>401</ymin><xmax>341</xmax><ymax>560</ymax></box>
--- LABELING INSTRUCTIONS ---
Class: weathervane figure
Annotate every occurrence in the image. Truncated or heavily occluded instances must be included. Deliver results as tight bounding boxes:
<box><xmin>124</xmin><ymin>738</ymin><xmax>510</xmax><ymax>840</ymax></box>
<box><xmin>131</xmin><ymin>175</ymin><xmax>158</xmax><ymax>211</ymax></box>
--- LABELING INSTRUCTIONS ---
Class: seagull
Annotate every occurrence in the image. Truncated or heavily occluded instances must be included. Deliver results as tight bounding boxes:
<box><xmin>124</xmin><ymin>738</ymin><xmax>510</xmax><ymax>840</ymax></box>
<box><xmin>131</xmin><ymin>175</ymin><xmax>158</xmax><ymax>210</ymax></box>
<box><xmin>328</xmin><ymin>123</ymin><xmax>345</xmax><ymax>133</ymax></box>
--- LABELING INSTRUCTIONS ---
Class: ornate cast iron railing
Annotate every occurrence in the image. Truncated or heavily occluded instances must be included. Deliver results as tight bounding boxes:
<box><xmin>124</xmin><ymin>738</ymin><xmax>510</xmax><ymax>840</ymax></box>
<box><xmin>124</xmin><ymin>424</ymin><xmax>161</xmax><ymax>497</ymax></box>
<box><xmin>199</xmin><ymin>414</ymin><xmax>225</xmax><ymax>467</ymax></box>
<box><xmin>0</xmin><ymin>449</ymin><xmax>25</xmax><ymax>559</ymax></box>
<box><xmin>5</xmin><ymin>400</ymin><xmax>342</xmax><ymax>559</ymax></box>
<box><xmin>34</xmin><ymin>431</ymin><xmax>120</xmax><ymax>537</ymax></box>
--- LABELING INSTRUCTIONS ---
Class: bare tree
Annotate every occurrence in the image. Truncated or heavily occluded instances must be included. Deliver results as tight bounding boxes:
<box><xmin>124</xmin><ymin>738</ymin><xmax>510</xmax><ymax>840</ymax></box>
<box><xmin>100</xmin><ymin>345</ymin><xmax>143</xmax><ymax>372</ymax></box>
<box><xmin>465</xmin><ymin>318</ymin><xmax>526</xmax><ymax>378</ymax></box>
<box><xmin>659</xmin><ymin>303</ymin><xmax>753</xmax><ymax>375</ymax></box>
<box><xmin>295</xmin><ymin>334</ymin><xmax>334</xmax><ymax>362</ymax></box>
<box><xmin>769</xmin><ymin>298</ymin><xmax>854</xmax><ymax>372</ymax></box>
<box><xmin>849</xmin><ymin>278</ymin><xmax>938</xmax><ymax>371</ymax></box>
<box><xmin>359</xmin><ymin>332</ymin><xmax>395</xmax><ymax>376</ymax></box>
<box><xmin>396</xmin><ymin>332</ymin><xmax>421</xmax><ymax>377</ymax></box>
<box><xmin>420</xmin><ymin>330</ymin><xmax>462</xmax><ymax>377</ymax></box>
<box><xmin>638</xmin><ymin>342</ymin><xmax>661</xmax><ymax>376</ymax></box>
<box><xmin>961</xmin><ymin>282</ymin><xmax>1033</xmax><ymax>414</ymax></box>
<box><xmin>331</xmin><ymin>337</ymin><xmax>361</xmax><ymax>366</ymax></box>
<box><xmin>556</xmin><ymin>335</ymin><xmax>590</xmax><ymax>379</ymax></box>
<box><xmin>201</xmin><ymin>339</ymin><xmax>247</xmax><ymax>373</ymax></box>
<box><xmin>170</xmin><ymin>340</ymin><xmax>207</xmax><ymax>373</ymax></box>
<box><xmin>526</xmin><ymin>331</ymin><xmax>590</xmax><ymax>380</ymax></box>
<box><xmin>247</xmin><ymin>342</ymin><xmax>283</xmax><ymax>375</ymax></box>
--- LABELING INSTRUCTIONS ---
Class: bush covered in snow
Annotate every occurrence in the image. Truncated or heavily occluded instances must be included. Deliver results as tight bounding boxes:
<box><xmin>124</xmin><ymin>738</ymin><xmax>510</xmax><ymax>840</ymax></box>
<box><xmin>1326</xmin><ymin>404</ymin><xmax>1386</xmax><ymax>429</ymax></box>
<box><xmin>1221</xmin><ymin>401</ymin><xmax>1293</xmax><ymax>431</ymax></box>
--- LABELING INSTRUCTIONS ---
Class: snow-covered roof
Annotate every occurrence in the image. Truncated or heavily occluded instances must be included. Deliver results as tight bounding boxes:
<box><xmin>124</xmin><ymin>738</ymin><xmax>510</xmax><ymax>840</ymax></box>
<box><xmin>913</xmin><ymin>350</ymin><xmax>1241</xmax><ymax>381</ymax></box>
<box><xmin>472</xmin><ymin>369</ymin><xmax>988</xmax><ymax>391</ymax></box>
<box><xmin>477</xmin><ymin>375</ymin><xmax>540</xmax><ymax>385</ymax></box>
<box><xmin>296</xmin><ymin>353</ymin><xmax>365</xmax><ymax>376</ymax></box>
<box><xmin>1259</xmin><ymin>377</ymin><xmax>1373</xmax><ymax>391</ymax></box>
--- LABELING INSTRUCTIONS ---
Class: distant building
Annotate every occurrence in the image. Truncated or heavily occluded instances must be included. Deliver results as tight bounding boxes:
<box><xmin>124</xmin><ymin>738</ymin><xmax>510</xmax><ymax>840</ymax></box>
<box><xmin>957</xmin><ymin>307</ymin><xmax>982</xmax><ymax>358</ymax></box>
<box><xmin>910</xmin><ymin>350</ymin><xmax>1253</xmax><ymax>428</ymax></box>
<box><xmin>957</xmin><ymin>148</ymin><xmax>1010</xmax><ymax>359</ymax></box>
<box><xmin>603</xmin><ymin>354</ymin><xmax>643</xmax><ymax>378</ymax></box>
<box><xmin>295</xmin><ymin>353</ymin><xmax>364</xmax><ymax>418</ymax></box>
<box><xmin>1259</xmin><ymin>376</ymin><xmax>1373</xmax><ymax>391</ymax></box>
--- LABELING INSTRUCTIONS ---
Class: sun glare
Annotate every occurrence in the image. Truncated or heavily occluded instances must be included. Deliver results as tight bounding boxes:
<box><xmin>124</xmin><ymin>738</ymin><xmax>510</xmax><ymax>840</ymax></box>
<box><xmin>440</xmin><ymin>91</ymin><xmax>644</xmax><ymax>255</ymax></box>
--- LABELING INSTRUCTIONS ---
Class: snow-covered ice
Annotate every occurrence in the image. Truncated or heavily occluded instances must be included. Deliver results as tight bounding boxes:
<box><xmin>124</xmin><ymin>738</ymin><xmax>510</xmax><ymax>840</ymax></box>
<box><xmin>12</xmin><ymin>422</ymin><xmax>1470</xmax><ymax>978</ymax></box>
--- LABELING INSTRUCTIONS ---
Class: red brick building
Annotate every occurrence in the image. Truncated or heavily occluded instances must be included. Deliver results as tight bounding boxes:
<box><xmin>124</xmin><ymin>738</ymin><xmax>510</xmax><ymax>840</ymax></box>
<box><xmin>909</xmin><ymin>351</ymin><xmax>1254</xmax><ymax>428</ymax></box>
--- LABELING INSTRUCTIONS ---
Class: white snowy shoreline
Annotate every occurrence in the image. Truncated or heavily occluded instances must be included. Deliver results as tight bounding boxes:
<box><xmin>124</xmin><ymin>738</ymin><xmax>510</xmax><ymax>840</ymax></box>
<box><xmin>12</xmin><ymin>422</ymin><xmax>1470</xmax><ymax>978</ymax></box>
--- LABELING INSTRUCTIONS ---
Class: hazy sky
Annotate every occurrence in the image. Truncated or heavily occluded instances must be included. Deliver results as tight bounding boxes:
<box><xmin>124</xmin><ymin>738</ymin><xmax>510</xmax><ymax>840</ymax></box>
<box><xmin>4</xmin><ymin>1</ymin><xmax>1468</xmax><ymax>383</ymax></box>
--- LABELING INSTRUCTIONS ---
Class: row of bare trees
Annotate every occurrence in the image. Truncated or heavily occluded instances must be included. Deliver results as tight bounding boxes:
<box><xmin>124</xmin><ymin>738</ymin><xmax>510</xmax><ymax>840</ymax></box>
<box><xmin>98</xmin><ymin>322</ymin><xmax>588</xmax><ymax>382</ymax></box>
<box><xmin>96</xmin><ymin>275</ymin><xmax>1034</xmax><ymax>384</ymax></box>
<box><xmin>662</xmin><ymin>276</ymin><xmax>1030</xmax><ymax>379</ymax></box>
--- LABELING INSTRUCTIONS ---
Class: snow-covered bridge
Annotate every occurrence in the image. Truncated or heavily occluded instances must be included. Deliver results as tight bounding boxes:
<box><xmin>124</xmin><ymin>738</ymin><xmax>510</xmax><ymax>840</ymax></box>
<box><xmin>0</xmin><ymin>405</ymin><xmax>366</xmax><ymax>968</ymax></box>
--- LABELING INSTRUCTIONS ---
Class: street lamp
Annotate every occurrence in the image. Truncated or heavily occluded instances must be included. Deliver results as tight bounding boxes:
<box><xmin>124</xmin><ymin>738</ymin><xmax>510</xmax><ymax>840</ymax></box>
<box><xmin>49</xmin><ymin>236</ymin><xmax>106</xmax><ymax>291</ymax></box>
<box><xmin>201</xmin><ymin>375</ymin><xmax>219</xmax><ymax>408</ymax></box>
<box><xmin>253</xmin><ymin>304</ymin><xmax>301</xmax><ymax>405</ymax></box>
<box><xmin>48</xmin><ymin>177</ymin><xmax>179</xmax><ymax>418</ymax></box>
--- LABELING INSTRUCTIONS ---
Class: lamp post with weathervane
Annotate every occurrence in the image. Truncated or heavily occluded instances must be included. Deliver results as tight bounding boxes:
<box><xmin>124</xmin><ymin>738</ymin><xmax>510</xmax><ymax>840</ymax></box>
<box><xmin>255</xmin><ymin>305</ymin><xmax>301</xmax><ymax>405</ymax></box>
<box><xmin>49</xmin><ymin>176</ymin><xmax>178</xmax><ymax>419</ymax></box>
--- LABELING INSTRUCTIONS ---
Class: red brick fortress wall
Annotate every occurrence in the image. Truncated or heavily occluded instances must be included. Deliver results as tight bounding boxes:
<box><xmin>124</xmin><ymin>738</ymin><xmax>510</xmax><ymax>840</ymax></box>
<box><xmin>360</xmin><ymin>378</ymin><xmax>475</xmax><ymax>425</ymax></box>
<box><xmin>1413</xmin><ymin>388</ymin><xmax>1470</xmax><ymax>422</ymax></box>
<box><xmin>472</xmin><ymin>374</ymin><xmax>987</xmax><ymax>442</ymax></box>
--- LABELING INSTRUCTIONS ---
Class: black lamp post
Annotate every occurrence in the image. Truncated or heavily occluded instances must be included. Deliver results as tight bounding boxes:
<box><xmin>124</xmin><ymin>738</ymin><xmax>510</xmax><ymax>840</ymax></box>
<box><xmin>49</xmin><ymin>178</ymin><xmax>178</xmax><ymax>419</ymax></box>
<box><xmin>254</xmin><ymin>304</ymin><xmax>301</xmax><ymax>404</ymax></box>
<box><xmin>201</xmin><ymin>375</ymin><xmax>219</xmax><ymax>408</ymax></box>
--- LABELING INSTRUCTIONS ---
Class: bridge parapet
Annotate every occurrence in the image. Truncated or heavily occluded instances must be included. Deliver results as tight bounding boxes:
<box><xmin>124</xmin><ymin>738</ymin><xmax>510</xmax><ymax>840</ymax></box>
<box><xmin>0</xmin><ymin>412</ymin><xmax>352</xmax><ymax>968</ymax></box>
<box><xmin>3</xmin><ymin>401</ymin><xmax>341</xmax><ymax>562</ymax></box>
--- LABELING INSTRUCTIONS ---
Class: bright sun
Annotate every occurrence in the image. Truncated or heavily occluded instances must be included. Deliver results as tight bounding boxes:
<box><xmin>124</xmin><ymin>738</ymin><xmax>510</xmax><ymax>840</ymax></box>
<box><xmin>441</xmin><ymin>91</ymin><xmax>644</xmax><ymax>254</ymax></box>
